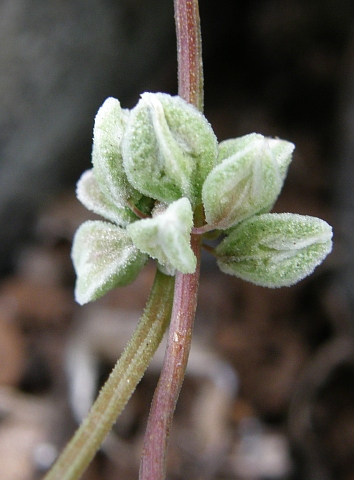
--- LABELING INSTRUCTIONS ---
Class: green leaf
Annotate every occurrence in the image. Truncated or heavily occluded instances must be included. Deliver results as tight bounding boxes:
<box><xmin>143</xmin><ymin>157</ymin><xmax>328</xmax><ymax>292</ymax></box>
<box><xmin>122</xmin><ymin>92</ymin><xmax>217</xmax><ymax>206</ymax></box>
<box><xmin>72</xmin><ymin>220</ymin><xmax>148</xmax><ymax>305</ymax></box>
<box><xmin>127</xmin><ymin>197</ymin><xmax>196</xmax><ymax>274</ymax></box>
<box><xmin>76</xmin><ymin>169</ymin><xmax>138</xmax><ymax>227</ymax></box>
<box><xmin>92</xmin><ymin>97</ymin><xmax>142</xmax><ymax>205</ymax></box>
<box><xmin>202</xmin><ymin>134</ymin><xmax>294</xmax><ymax>229</ymax></box>
<box><xmin>215</xmin><ymin>213</ymin><xmax>332</xmax><ymax>287</ymax></box>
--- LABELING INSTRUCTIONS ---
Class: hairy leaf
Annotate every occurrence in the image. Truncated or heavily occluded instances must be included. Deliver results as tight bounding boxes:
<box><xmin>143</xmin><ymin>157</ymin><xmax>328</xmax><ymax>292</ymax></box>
<box><xmin>216</xmin><ymin>213</ymin><xmax>332</xmax><ymax>287</ymax></box>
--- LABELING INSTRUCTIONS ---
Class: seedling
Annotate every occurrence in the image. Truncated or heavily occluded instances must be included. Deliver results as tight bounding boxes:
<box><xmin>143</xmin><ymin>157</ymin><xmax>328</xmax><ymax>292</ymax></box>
<box><xmin>44</xmin><ymin>1</ymin><xmax>332</xmax><ymax>479</ymax></box>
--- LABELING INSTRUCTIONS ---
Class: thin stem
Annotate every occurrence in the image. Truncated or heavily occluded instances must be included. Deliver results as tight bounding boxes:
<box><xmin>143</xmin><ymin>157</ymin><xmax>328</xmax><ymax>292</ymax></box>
<box><xmin>139</xmin><ymin>233</ymin><xmax>202</xmax><ymax>480</ymax></box>
<box><xmin>44</xmin><ymin>269</ymin><xmax>174</xmax><ymax>480</ymax></box>
<box><xmin>139</xmin><ymin>2</ymin><xmax>204</xmax><ymax>478</ymax></box>
<box><xmin>192</xmin><ymin>223</ymin><xmax>215</xmax><ymax>235</ymax></box>
<box><xmin>174</xmin><ymin>0</ymin><xmax>204</xmax><ymax>111</ymax></box>
<box><xmin>202</xmin><ymin>242</ymin><xmax>216</xmax><ymax>256</ymax></box>
<box><xmin>128</xmin><ymin>201</ymin><xmax>150</xmax><ymax>219</ymax></box>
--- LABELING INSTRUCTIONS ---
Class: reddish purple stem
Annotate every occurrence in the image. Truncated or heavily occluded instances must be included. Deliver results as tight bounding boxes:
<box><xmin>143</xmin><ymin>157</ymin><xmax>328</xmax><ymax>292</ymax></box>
<box><xmin>139</xmin><ymin>233</ymin><xmax>201</xmax><ymax>479</ymax></box>
<box><xmin>139</xmin><ymin>2</ymin><xmax>204</xmax><ymax>478</ymax></box>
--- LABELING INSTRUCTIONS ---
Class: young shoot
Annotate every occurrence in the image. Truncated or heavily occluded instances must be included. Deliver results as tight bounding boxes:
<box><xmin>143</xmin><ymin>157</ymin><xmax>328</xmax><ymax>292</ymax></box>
<box><xmin>45</xmin><ymin>1</ymin><xmax>332</xmax><ymax>479</ymax></box>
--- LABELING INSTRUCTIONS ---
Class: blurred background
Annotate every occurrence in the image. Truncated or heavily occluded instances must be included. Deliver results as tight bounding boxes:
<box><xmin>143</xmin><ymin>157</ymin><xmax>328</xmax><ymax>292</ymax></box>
<box><xmin>0</xmin><ymin>0</ymin><xmax>354</xmax><ymax>479</ymax></box>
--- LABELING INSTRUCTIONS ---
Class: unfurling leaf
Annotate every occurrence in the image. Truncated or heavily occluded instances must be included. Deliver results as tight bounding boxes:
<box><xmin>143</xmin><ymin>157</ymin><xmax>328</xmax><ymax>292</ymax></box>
<box><xmin>72</xmin><ymin>220</ymin><xmax>148</xmax><ymax>305</ymax></box>
<box><xmin>122</xmin><ymin>92</ymin><xmax>217</xmax><ymax>206</ymax></box>
<box><xmin>215</xmin><ymin>213</ymin><xmax>332</xmax><ymax>287</ymax></box>
<box><xmin>202</xmin><ymin>134</ymin><xmax>294</xmax><ymax>229</ymax></box>
<box><xmin>127</xmin><ymin>197</ymin><xmax>196</xmax><ymax>274</ymax></box>
<box><xmin>92</xmin><ymin>97</ymin><xmax>142</xmax><ymax>205</ymax></box>
<box><xmin>76</xmin><ymin>169</ymin><xmax>138</xmax><ymax>227</ymax></box>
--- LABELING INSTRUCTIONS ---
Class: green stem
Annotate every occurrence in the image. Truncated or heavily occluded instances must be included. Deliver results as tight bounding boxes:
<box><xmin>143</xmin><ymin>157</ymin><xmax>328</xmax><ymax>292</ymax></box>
<box><xmin>44</xmin><ymin>269</ymin><xmax>174</xmax><ymax>480</ymax></box>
